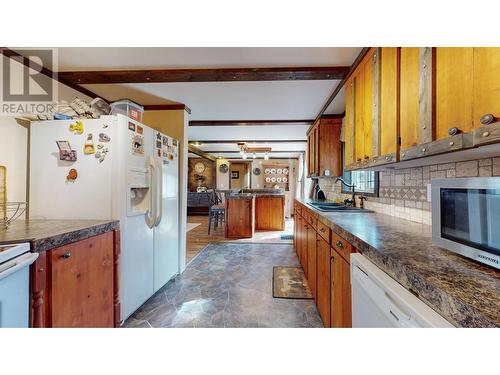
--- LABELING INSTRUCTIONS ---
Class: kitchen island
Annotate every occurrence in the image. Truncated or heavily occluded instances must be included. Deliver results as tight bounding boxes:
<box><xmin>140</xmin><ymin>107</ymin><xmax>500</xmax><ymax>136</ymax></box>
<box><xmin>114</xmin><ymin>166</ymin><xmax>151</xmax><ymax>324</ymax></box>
<box><xmin>225</xmin><ymin>191</ymin><xmax>285</xmax><ymax>238</ymax></box>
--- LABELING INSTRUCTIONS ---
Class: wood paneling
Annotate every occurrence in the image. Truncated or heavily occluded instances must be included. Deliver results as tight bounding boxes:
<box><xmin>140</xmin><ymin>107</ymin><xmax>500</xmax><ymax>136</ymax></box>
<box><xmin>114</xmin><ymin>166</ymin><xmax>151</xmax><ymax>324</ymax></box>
<box><xmin>225</xmin><ymin>198</ymin><xmax>255</xmax><ymax>238</ymax></box>
<box><xmin>255</xmin><ymin>196</ymin><xmax>285</xmax><ymax>231</ymax></box>
<box><xmin>400</xmin><ymin>47</ymin><xmax>421</xmax><ymax>150</ymax></box>
<box><xmin>473</xmin><ymin>48</ymin><xmax>500</xmax><ymax>127</ymax></box>
<box><xmin>58</xmin><ymin>66</ymin><xmax>350</xmax><ymax>84</ymax></box>
<box><xmin>380</xmin><ymin>47</ymin><xmax>400</xmax><ymax>157</ymax></box>
<box><xmin>316</xmin><ymin>236</ymin><xmax>331</xmax><ymax>327</ymax></box>
<box><xmin>436</xmin><ymin>48</ymin><xmax>474</xmax><ymax>139</ymax></box>
<box><xmin>50</xmin><ymin>232</ymin><xmax>114</xmax><ymax>327</ymax></box>
<box><xmin>307</xmin><ymin>228</ymin><xmax>317</xmax><ymax>299</ymax></box>
<box><xmin>188</xmin><ymin>158</ymin><xmax>215</xmax><ymax>191</ymax></box>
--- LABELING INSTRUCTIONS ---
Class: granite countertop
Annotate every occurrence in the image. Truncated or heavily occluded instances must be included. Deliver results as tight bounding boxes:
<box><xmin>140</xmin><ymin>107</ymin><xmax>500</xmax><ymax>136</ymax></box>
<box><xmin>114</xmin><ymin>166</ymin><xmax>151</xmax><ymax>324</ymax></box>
<box><xmin>0</xmin><ymin>219</ymin><xmax>119</xmax><ymax>253</ymax></box>
<box><xmin>296</xmin><ymin>197</ymin><xmax>500</xmax><ymax>328</ymax></box>
<box><xmin>226</xmin><ymin>192</ymin><xmax>285</xmax><ymax>200</ymax></box>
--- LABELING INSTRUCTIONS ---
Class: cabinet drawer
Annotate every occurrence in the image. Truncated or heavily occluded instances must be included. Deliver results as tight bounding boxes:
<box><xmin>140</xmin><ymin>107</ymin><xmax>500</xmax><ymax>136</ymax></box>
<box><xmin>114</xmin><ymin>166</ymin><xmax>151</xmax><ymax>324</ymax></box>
<box><xmin>304</xmin><ymin>210</ymin><xmax>317</xmax><ymax>229</ymax></box>
<box><xmin>317</xmin><ymin>220</ymin><xmax>330</xmax><ymax>244</ymax></box>
<box><xmin>331</xmin><ymin>232</ymin><xmax>355</xmax><ymax>263</ymax></box>
<box><xmin>295</xmin><ymin>203</ymin><xmax>302</xmax><ymax>215</ymax></box>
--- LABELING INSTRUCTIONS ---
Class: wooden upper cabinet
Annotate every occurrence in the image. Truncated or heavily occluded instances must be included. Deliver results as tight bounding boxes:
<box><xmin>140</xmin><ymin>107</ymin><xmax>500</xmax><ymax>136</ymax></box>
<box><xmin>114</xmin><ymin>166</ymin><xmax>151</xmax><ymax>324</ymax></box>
<box><xmin>379</xmin><ymin>47</ymin><xmax>400</xmax><ymax>160</ymax></box>
<box><xmin>354</xmin><ymin>64</ymin><xmax>365</xmax><ymax>163</ymax></box>
<box><xmin>363</xmin><ymin>50</ymin><xmax>374</xmax><ymax>161</ymax></box>
<box><xmin>306</xmin><ymin>118</ymin><xmax>342</xmax><ymax>177</ymax></box>
<box><xmin>436</xmin><ymin>48</ymin><xmax>474</xmax><ymax>139</ymax></box>
<box><xmin>399</xmin><ymin>47</ymin><xmax>421</xmax><ymax>150</ymax></box>
<box><xmin>344</xmin><ymin>78</ymin><xmax>355</xmax><ymax>168</ymax></box>
<box><xmin>473</xmin><ymin>48</ymin><xmax>500</xmax><ymax>127</ymax></box>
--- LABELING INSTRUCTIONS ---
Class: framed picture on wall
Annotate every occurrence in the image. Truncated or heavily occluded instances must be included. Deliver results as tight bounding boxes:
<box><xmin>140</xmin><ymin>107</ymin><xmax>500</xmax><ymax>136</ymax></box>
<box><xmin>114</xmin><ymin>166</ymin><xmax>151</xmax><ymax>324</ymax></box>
<box><xmin>231</xmin><ymin>171</ymin><xmax>239</xmax><ymax>179</ymax></box>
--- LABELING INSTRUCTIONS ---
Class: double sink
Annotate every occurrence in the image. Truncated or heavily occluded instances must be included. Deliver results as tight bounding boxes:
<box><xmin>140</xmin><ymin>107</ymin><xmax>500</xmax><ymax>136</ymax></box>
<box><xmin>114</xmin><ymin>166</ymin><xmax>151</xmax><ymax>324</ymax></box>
<box><xmin>307</xmin><ymin>201</ymin><xmax>373</xmax><ymax>213</ymax></box>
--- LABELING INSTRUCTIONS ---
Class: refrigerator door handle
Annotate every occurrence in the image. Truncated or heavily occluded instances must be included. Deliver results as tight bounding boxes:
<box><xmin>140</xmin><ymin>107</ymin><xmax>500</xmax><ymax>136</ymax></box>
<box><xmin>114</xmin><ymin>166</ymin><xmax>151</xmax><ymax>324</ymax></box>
<box><xmin>155</xmin><ymin>159</ymin><xmax>163</xmax><ymax>227</ymax></box>
<box><xmin>145</xmin><ymin>157</ymin><xmax>156</xmax><ymax>229</ymax></box>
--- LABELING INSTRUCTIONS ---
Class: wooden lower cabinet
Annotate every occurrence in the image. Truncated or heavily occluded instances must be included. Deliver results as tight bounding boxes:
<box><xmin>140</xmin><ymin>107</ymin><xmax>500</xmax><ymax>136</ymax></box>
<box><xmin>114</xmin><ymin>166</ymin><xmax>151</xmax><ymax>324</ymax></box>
<box><xmin>306</xmin><ymin>227</ymin><xmax>317</xmax><ymax>299</ymax></box>
<box><xmin>331</xmin><ymin>248</ymin><xmax>352</xmax><ymax>328</ymax></box>
<box><xmin>225</xmin><ymin>197</ymin><xmax>255</xmax><ymax>238</ymax></box>
<box><xmin>255</xmin><ymin>196</ymin><xmax>285</xmax><ymax>231</ymax></box>
<box><xmin>299</xmin><ymin>217</ymin><xmax>309</xmax><ymax>274</ymax></box>
<box><xmin>316</xmin><ymin>236</ymin><xmax>331</xmax><ymax>327</ymax></box>
<box><xmin>30</xmin><ymin>230</ymin><xmax>120</xmax><ymax>328</ymax></box>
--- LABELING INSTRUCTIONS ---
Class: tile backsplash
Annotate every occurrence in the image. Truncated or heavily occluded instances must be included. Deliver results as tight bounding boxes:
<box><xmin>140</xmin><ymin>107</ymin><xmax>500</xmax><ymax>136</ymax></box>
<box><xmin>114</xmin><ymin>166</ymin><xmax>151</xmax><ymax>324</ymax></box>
<box><xmin>318</xmin><ymin>157</ymin><xmax>500</xmax><ymax>225</ymax></box>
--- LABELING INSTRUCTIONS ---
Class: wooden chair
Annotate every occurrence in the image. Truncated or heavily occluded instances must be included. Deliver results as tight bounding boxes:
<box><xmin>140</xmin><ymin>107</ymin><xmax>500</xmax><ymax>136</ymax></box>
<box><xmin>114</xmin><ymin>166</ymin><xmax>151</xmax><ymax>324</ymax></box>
<box><xmin>208</xmin><ymin>189</ymin><xmax>225</xmax><ymax>234</ymax></box>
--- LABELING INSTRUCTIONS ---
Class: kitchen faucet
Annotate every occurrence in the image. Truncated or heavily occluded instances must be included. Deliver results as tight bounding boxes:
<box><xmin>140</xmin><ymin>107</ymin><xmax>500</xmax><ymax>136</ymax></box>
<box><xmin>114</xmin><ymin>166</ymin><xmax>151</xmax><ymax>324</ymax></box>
<box><xmin>335</xmin><ymin>177</ymin><xmax>356</xmax><ymax>207</ymax></box>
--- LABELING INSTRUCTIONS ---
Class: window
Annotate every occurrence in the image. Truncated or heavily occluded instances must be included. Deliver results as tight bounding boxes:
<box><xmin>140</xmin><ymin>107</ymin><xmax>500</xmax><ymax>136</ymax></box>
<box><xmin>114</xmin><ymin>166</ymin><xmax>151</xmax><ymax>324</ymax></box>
<box><xmin>341</xmin><ymin>144</ymin><xmax>379</xmax><ymax>196</ymax></box>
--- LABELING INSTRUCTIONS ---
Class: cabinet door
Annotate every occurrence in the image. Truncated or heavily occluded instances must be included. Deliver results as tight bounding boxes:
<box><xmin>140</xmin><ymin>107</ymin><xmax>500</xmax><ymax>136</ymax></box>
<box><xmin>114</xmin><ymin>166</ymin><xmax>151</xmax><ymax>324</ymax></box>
<box><xmin>354</xmin><ymin>67</ymin><xmax>365</xmax><ymax>163</ymax></box>
<box><xmin>330</xmin><ymin>248</ymin><xmax>352</xmax><ymax>328</ymax></box>
<box><xmin>300</xmin><ymin>219</ymin><xmax>309</xmax><ymax>274</ymax></box>
<box><xmin>50</xmin><ymin>232</ymin><xmax>114</xmax><ymax>327</ymax></box>
<box><xmin>473</xmin><ymin>48</ymin><xmax>500</xmax><ymax>127</ymax></box>
<box><xmin>380</xmin><ymin>47</ymin><xmax>400</xmax><ymax>158</ymax></box>
<box><xmin>363</xmin><ymin>51</ymin><xmax>374</xmax><ymax>160</ymax></box>
<box><xmin>269</xmin><ymin>196</ymin><xmax>285</xmax><ymax>230</ymax></box>
<box><xmin>400</xmin><ymin>47</ymin><xmax>421</xmax><ymax>150</ymax></box>
<box><xmin>313</xmin><ymin>126</ymin><xmax>319</xmax><ymax>175</ymax></box>
<box><xmin>344</xmin><ymin>79</ymin><xmax>355</xmax><ymax>168</ymax></box>
<box><xmin>307</xmin><ymin>228</ymin><xmax>317</xmax><ymax>299</ymax></box>
<box><xmin>316</xmin><ymin>236</ymin><xmax>331</xmax><ymax>327</ymax></box>
<box><xmin>318</xmin><ymin>119</ymin><xmax>342</xmax><ymax>177</ymax></box>
<box><xmin>307</xmin><ymin>132</ymin><xmax>313</xmax><ymax>175</ymax></box>
<box><xmin>436</xmin><ymin>47</ymin><xmax>474</xmax><ymax>139</ymax></box>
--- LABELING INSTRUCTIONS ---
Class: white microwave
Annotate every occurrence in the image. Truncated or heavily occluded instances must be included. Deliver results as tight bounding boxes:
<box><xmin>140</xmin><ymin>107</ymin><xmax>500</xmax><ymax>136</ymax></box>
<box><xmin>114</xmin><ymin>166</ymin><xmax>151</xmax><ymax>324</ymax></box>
<box><xmin>431</xmin><ymin>177</ymin><xmax>500</xmax><ymax>269</ymax></box>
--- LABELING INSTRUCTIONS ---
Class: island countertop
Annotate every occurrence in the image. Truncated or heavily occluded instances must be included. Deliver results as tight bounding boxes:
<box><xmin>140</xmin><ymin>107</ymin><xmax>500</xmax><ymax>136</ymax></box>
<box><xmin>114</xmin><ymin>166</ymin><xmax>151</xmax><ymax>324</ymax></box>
<box><xmin>0</xmin><ymin>219</ymin><xmax>119</xmax><ymax>253</ymax></box>
<box><xmin>295</xmin><ymin>197</ymin><xmax>500</xmax><ymax>328</ymax></box>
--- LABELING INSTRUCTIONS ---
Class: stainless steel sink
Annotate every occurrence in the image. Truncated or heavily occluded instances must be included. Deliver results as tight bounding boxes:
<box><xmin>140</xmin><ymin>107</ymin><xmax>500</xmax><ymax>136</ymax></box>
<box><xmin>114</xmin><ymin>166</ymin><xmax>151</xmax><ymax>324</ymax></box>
<box><xmin>307</xmin><ymin>201</ymin><xmax>372</xmax><ymax>213</ymax></box>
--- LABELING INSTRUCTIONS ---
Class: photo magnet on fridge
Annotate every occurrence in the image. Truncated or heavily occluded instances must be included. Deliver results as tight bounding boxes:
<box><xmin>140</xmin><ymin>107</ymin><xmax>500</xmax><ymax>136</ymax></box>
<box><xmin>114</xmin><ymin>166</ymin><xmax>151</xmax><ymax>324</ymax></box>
<box><xmin>156</xmin><ymin>140</ymin><xmax>162</xmax><ymax>149</ymax></box>
<box><xmin>136</xmin><ymin>125</ymin><xmax>143</xmax><ymax>135</ymax></box>
<box><xmin>132</xmin><ymin>134</ymin><xmax>144</xmax><ymax>156</ymax></box>
<box><xmin>56</xmin><ymin>141</ymin><xmax>77</xmax><ymax>161</ymax></box>
<box><xmin>128</xmin><ymin>122</ymin><xmax>136</xmax><ymax>132</ymax></box>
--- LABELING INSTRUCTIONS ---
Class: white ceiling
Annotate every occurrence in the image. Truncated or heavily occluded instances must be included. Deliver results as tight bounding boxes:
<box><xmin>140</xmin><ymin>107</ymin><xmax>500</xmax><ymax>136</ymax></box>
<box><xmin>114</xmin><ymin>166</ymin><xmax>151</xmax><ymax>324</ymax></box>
<box><xmin>83</xmin><ymin>80</ymin><xmax>345</xmax><ymax>120</ymax></box>
<box><xmin>54</xmin><ymin>47</ymin><xmax>361</xmax><ymax>70</ymax></box>
<box><xmin>20</xmin><ymin>47</ymin><xmax>359</xmax><ymax>159</ymax></box>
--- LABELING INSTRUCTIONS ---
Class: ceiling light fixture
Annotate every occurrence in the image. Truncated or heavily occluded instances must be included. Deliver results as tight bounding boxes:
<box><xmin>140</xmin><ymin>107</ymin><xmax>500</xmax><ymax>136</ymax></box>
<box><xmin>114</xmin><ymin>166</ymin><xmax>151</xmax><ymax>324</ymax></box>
<box><xmin>253</xmin><ymin>153</ymin><xmax>256</xmax><ymax>159</ymax></box>
<box><xmin>264</xmin><ymin>152</ymin><xmax>269</xmax><ymax>160</ymax></box>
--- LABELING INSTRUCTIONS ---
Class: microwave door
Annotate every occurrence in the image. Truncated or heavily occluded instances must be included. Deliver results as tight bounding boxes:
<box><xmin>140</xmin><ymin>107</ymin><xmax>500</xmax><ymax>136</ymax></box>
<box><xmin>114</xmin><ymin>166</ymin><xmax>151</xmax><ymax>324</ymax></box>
<box><xmin>486</xmin><ymin>192</ymin><xmax>500</xmax><ymax>250</ymax></box>
<box><xmin>467</xmin><ymin>190</ymin><xmax>487</xmax><ymax>246</ymax></box>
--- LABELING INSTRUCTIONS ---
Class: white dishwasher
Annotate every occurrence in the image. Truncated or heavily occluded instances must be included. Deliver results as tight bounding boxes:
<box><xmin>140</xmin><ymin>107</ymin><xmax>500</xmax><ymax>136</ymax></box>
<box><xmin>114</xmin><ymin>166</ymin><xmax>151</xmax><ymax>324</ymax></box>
<box><xmin>350</xmin><ymin>253</ymin><xmax>454</xmax><ymax>328</ymax></box>
<box><xmin>0</xmin><ymin>243</ymin><xmax>39</xmax><ymax>328</ymax></box>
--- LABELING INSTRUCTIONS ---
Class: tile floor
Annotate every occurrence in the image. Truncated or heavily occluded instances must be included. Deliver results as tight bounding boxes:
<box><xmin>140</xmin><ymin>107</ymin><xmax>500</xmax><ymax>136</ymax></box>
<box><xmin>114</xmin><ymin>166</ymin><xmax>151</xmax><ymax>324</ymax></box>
<box><xmin>123</xmin><ymin>242</ymin><xmax>323</xmax><ymax>328</ymax></box>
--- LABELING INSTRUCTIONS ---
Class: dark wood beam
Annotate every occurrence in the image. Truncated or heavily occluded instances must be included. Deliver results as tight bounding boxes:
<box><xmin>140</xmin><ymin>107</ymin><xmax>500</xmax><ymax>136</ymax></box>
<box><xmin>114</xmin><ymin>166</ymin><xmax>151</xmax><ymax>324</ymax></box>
<box><xmin>57</xmin><ymin>66</ymin><xmax>350</xmax><ymax>84</ymax></box>
<box><xmin>0</xmin><ymin>47</ymin><xmax>104</xmax><ymax>101</ymax></box>
<box><xmin>144</xmin><ymin>104</ymin><xmax>191</xmax><ymax>114</ymax></box>
<box><xmin>197</xmin><ymin>150</ymin><xmax>305</xmax><ymax>154</ymax></box>
<box><xmin>189</xmin><ymin>115</ymin><xmax>344</xmax><ymax>127</ymax></box>
<box><xmin>314</xmin><ymin>48</ymin><xmax>372</xmax><ymax>125</ymax></box>
<box><xmin>187</xmin><ymin>144</ymin><xmax>216</xmax><ymax>161</ymax></box>
<box><xmin>189</xmin><ymin>119</ymin><xmax>313</xmax><ymax>127</ymax></box>
<box><xmin>189</xmin><ymin>139</ymin><xmax>307</xmax><ymax>144</ymax></box>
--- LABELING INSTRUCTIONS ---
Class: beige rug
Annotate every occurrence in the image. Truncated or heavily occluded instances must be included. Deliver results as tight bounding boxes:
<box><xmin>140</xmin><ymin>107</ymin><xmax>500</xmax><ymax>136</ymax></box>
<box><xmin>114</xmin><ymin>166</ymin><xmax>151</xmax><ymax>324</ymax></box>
<box><xmin>186</xmin><ymin>223</ymin><xmax>201</xmax><ymax>233</ymax></box>
<box><xmin>273</xmin><ymin>266</ymin><xmax>313</xmax><ymax>299</ymax></box>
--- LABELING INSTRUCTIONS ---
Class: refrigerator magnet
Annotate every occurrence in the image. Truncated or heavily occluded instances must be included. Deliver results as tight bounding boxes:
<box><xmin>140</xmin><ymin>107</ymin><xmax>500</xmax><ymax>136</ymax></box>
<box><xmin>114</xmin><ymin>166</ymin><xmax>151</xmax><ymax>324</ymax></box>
<box><xmin>156</xmin><ymin>132</ymin><xmax>162</xmax><ymax>140</ymax></box>
<box><xmin>128</xmin><ymin>122</ymin><xmax>136</xmax><ymax>132</ymax></box>
<box><xmin>156</xmin><ymin>140</ymin><xmax>162</xmax><ymax>149</ymax></box>
<box><xmin>66</xmin><ymin>168</ymin><xmax>78</xmax><ymax>181</ymax></box>
<box><xmin>157</xmin><ymin>149</ymin><xmax>161</xmax><ymax>157</ymax></box>
<box><xmin>56</xmin><ymin>141</ymin><xmax>77</xmax><ymax>161</ymax></box>
<box><xmin>132</xmin><ymin>134</ymin><xmax>144</xmax><ymax>155</ymax></box>
<box><xmin>136</xmin><ymin>125</ymin><xmax>143</xmax><ymax>135</ymax></box>
<box><xmin>162</xmin><ymin>136</ymin><xmax>168</xmax><ymax>145</ymax></box>
<box><xmin>99</xmin><ymin>133</ymin><xmax>110</xmax><ymax>142</ymax></box>
<box><xmin>69</xmin><ymin>120</ymin><xmax>84</xmax><ymax>135</ymax></box>
<box><xmin>83</xmin><ymin>134</ymin><xmax>96</xmax><ymax>155</ymax></box>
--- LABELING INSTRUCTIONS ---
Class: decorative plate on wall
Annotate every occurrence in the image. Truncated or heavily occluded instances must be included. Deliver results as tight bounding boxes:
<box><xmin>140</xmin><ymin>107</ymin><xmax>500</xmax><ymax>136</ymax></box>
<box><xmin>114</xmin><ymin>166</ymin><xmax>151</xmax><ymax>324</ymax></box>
<box><xmin>283</xmin><ymin>168</ymin><xmax>289</xmax><ymax>175</ymax></box>
<box><xmin>282</xmin><ymin>177</ymin><xmax>288</xmax><ymax>183</ymax></box>
<box><xmin>253</xmin><ymin>167</ymin><xmax>261</xmax><ymax>176</ymax></box>
<box><xmin>264</xmin><ymin>168</ymin><xmax>271</xmax><ymax>174</ymax></box>
<box><xmin>277</xmin><ymin>168</ymin><xmax>283</xmax><ymax>174</ymax></box>
<box><xmin>219</xmin><ymin>163</ymin><xmax>229</xmax><ymax>173</ymax></box>
<box><xmin>265</xmin><ymin>177</ymin><xmax>271</xmax><ymax>182</ymax></box>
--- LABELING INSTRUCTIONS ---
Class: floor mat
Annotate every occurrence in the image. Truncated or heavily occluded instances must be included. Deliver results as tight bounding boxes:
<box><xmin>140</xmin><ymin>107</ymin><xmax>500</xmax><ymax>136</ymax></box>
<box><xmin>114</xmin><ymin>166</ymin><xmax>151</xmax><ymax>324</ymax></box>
<box><xmin>280</xmin><ymin>234</ymin><xmax>294</xmax><ymax>240</ymax></box>
<box><xmin>273</xmin><ymin>266</ymin><xmax>313</xmax><ymax>299</ymax></box>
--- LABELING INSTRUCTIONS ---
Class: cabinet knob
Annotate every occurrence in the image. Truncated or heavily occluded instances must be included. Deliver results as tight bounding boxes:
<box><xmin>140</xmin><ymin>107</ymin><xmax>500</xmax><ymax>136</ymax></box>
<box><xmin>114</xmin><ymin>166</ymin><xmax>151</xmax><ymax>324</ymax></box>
<box><xmin>421</xmin><ymin>147</ymin><xmax>427</xmax><ymax>153</ymax></box>
<box><xmin>483</xmin><ymin>131</ymin><xmax>490</xmax><ymax>138</ymax></box>
<box><xmin>357</xmin><ymin>158</ymin><xmax>362</xmax><ymax>162</ymax></box>
<box><xmin>364</xmin><ymin>156</ymin><xmax>369</xmax><ymax>160</ymax></box>
<box><xmin>386</xmin><ymin>155</ymin><xmax>392</xmax><ymax>161</ymax></box>
<box><xmin>61</xmin><ymin>252</ymin><xmax>72</xmax><ymax>259</ymax></box>
<box><xmin>480</xmin><ymin>114</ymin><xmax>495</xmax><ymax>125</ymax></box>
<box><xmin>448</xmin><ymin>127</ymin><xmax>460</xmax><ymax>136</ymax></box>
<box><xmin>335</xmin><ymin>240</ymin><xmax>343</xmax><ymax>248</ymax></box>
<box><xmin>320</xmin><ymin>227</ymin><xmax>325</xmax><ymax>233</ymax></box>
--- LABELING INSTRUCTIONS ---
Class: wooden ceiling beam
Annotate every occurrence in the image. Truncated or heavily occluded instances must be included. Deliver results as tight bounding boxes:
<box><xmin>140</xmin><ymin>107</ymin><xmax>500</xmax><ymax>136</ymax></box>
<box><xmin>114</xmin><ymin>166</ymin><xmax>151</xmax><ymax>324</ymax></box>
<box><xmin>189</xmin><ymin>115</ymin><xmax>344</xmax><ymax>127</ymax></box>
<box><xmin>57</xmin><ymin>66</ymin><xmax>350</xmax><ymax>84</ymax></box>
<box><xmin>144</xmin><ymin>103</ymin><xmax>191</xmax><ymax>114</ymax></box>
<box><xmin>199</xmin><ymin>150</ymin><xmax>304</xmax><ymax>154</ymax></box>
<box><xmin>187</xmin><ymin>144</ymin><xmax>217</xmax><ymax>161</ymax></box>
<box><xmin>189</xmin><ymin>139</ymin><xmax>307</xmax><ymax>144</ymax></box>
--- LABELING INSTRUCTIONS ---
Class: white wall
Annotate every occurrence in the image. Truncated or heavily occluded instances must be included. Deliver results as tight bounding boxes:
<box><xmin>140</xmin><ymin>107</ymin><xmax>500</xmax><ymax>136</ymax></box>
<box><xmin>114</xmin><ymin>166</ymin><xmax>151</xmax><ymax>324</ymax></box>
<box><xmin>0</xmin><ymin>55</ymin><xmax>91</xmax><ymax>207</ymax></box>
<box><xmin>216</xmin><ymin>158</ymin><xmax>230</xmax><ymax>190</ymax></box>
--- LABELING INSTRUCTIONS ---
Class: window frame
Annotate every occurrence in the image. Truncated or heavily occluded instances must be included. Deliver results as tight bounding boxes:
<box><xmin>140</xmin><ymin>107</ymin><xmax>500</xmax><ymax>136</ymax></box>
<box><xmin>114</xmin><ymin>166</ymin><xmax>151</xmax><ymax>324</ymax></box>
<box><xmin>341</xmin><ymin>144</ymin><xmax>379</xmax><ymax>197</ymax></box>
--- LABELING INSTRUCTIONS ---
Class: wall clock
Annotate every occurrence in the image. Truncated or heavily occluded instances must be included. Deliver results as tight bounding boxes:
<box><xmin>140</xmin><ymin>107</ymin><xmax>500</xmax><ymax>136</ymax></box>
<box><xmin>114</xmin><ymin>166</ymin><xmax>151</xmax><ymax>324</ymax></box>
<box><xmin>194</xmin><ymin>161</ymin><xmax>206</xmax><ymax>174</ymax></box>
<box><xmin>253</xmin><ymin>167</ymin><xmax>261</xmax><ymax>176</ymax></box>
<box><xmin>219</xmin><ymin>163</ymin><xmax>229</xmax><ymax>173</ymax></box>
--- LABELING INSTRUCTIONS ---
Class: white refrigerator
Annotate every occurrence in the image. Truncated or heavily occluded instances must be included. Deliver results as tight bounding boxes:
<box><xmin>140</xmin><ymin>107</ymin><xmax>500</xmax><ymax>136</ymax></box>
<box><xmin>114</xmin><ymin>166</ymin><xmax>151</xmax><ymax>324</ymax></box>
<box><xmin>29</xmin><ymin>114</ymin><xmax>180</xmax><ymax>321</ymax></box>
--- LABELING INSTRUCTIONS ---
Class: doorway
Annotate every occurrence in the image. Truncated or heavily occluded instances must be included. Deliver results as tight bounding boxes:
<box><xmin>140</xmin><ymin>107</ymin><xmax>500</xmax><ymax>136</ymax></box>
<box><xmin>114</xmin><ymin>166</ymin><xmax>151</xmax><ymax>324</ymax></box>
<box><xmin>229</xmin><ymin>162</ymin><xmax>251</xmax><ymax>189</ymax></box>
